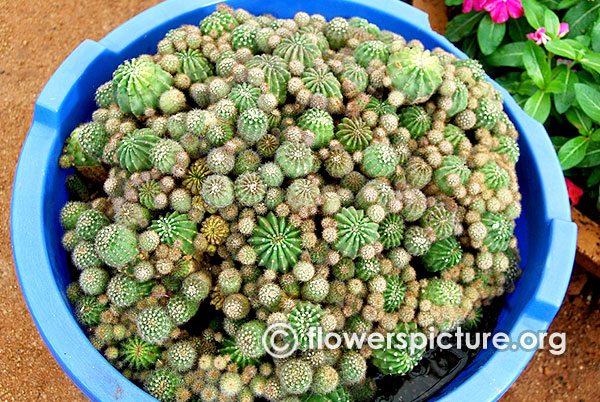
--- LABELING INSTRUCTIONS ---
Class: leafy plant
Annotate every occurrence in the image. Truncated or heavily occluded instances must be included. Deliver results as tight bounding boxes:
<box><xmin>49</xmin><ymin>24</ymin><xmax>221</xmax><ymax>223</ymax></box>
<box><xmin>446</xmin><ymin>0</ymin><xmax>600</xmax><ymax>210</ymax></box>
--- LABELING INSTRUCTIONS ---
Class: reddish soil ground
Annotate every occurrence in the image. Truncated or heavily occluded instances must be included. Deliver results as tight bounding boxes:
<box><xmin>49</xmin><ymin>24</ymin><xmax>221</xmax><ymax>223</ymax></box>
<box><xmin>1</xmin><ymin>1</ymin><xmax>598</xmax><ymax>401</ymax></box>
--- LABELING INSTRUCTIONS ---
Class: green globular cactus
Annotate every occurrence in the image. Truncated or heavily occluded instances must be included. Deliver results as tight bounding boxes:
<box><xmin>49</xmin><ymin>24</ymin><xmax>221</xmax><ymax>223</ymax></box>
<box><xmin>474</xmin><ymin>98</ymin><xmax>501</xmax><ymax>129</ymax></box>
<box><xmin>446</xmin><ymin>79</ymin><xmax>469</xmax><ymax>117</ymax></box>
<box><xmin>116</xmin><ymin>128</ymin><xmax>159</xmax><ymax>172</ymax></box>
<box><xmin>182</xmin><ymin>159</ymin><xmax>211</xmax><ymax>195</ymax></box>
<box><xmin>60</xmin><ymin>127</ymin><xmax>103</xmax><ymax>174</ymax></box>
<box><xmin>206</xmin><ymin>122</ymin><xmax>234</xmax><ymax>146</ymax></box>
<box><xmin>149</xmin><ymin>212</ymin><xmax>198</xmax><ymax>255</ymax></box>
<box><xmin>175</xmin><ymin>49</ymin><xmax>213</xmax><ymax>83</ymax></box>
<box><xmin>167</xmin><ymin>341</ymin><xmax>197</xmax><ymax>372</ymax></box>
<box><xmin>297</xmin><ymin>108</ymin><xmax>335</xmax><ymax>149</ymax></box>
<box><xmin>159</xmin><ymin>88</ymin><xmax>186</xmax><ymax>115</ymax></box>
<box><xmin>234</xmin><ymin>320</ymin><xmax>267</xmax><ymax>360</ymax></box>
<box><xmin>137</xmin><ymin>306</ymin><xmax>175</xmax><ymax>345</ymax></box>
<box><xmin>248</xmin><ymin>212</ymin><xmax>302</xmax><ymax>273</ymax></box>
<box><xmin>355</xmin><ymin>257</ymin><xmax>381</xmax><ymax>280</ymax></box>
<box><xmin>397</xmin><ymin>106</ymin><xmax>431</xmax><ymax>139</ymax></box>
<box><xmin>371</xmin><ymin>322</ymin><xmax>425</xmax><ymax>375</ymax></box>
<box><xmin>422</xmin><ymin>237</ymin><xmax>462</xmax><ymax>272</ymax></box>
<box><xmin>235</xmin><ymin>171</ymin><xmax>266</xmax><ymax>206</ymax></box>
<box><xmin>166</xmin><ymin>293</ymin><xmax>200</xmax><ymax>325</ymax></box>
<box><xmin>107</xmin><ymin>274</ymin><xmax>149</xmax><ymax>307</ymax></box>
<box><xmin>200</xmin><ymin>11</ymin><xmax>238</xmax><ymax>36</ymax></box>
<box><xmin>326</xmin><ymin>17</ymin><xmax>350</xmax><ymax>49</ymax></box>
<box><xmin>325</xmin><ymin>150</ymin><xmax>354</xmax><ymax>178</ymax></box>
<box><xmin>287</xmin><ymin>178</ymin><xmax>320</xmax><ymax>211</ymax></box>
<box><xmin>121</xmin><ymin>336</ymin><xmax>162</xmax><ymax>370</ymax></box>
<box><xmin>181</xmin><ymin>271</ymin><xmax>211</xmax><ymax>302</ymax></box>
<box><xmin>94</xmin><ymin>224</ymin><xmax>139</xmax><ymax>268</ymax></box>
<box><xmin>75</xmin><ymin>295</ymin><xmax>107</xmax><ymax>326</ymax></box>
<box><xmin>201</xmin><ymin>174</ymin><xmax>234</xmax><ymax>209</ymax></box>
<box><xmin>405</xmin><ymin>157</ymin><xmax>433</xmax><ymax>189</ymax></box>
<box><xmin>481</xmin><ymin>212</ymin><xmax>514</xmax><ymax>252</ymax></box>
<box><xmin>340</xmin><ymin>63</ymin><xmax>368</xmax><ymax>93</ymax></box>
<box><xmin>334</xmin><ymin>207</ymin><xmax>379</xmax><ymax>259</ymax></box>
<box><xmin>302</xmin><ymin>386</ymin><xmax>351</xmax><ymax>402</ymax></box>
<box><xmin>353</xmin><ymin>40</ymin><xmax>389</xmax><ymax>68</ymax></box>
<box><xmin>79</xmin><ymin>122</ymin><xmax>110</xmax><ymax>160</ymax></box>
<box><xmin>387</xmin><ymin>47</ymin><xmax>444</xmax><ymax>104</ymax></box>
<box><xmin>422</xmin><ymin>278</ymin><xmax>462</xmax><ymax>306</ymax></box>
<box><xmin>280</xmin><ymin>359</ymin><xmax>313</xmax><ymax>395</ymax></box>
<box><xmin>94</xmin><ymin>81</ymin><xmax>114</xmax><ymax>108</ymax></box>
<box><xmin>383</xmin><ymin>276</ymin><xmax>406</xmax><ymax>312</ymax></box>
<box><xmin>228</xmin><ymin>83</ymin><xmax>260</xmax><ymax>112</ymax></box>
<box><xmin>112</xmin><ymin>58</ymin><xmax>173</xmax><ymax>117</ymax></box>
<box><xmin>335</xmin><ymin>117</ymin><xmax>373</xmax><ymax>152</ymax></box>
<box><xmin>237</xmin><ymin>107</ymin><xmax>268</xmax><ymax>144</ymax></box>
<box><xmin>288</xmin><ymin>301</ymin><xmax>324</xmax><ymax>351</ymax></box>
<box><xmin>378</xmin><ymin>213</ymin><xmax>405</xmax><ymax>249</ymax></box>
<box><xmin>443</xmin><ymin>124</ymin><xmax>468</xmax><ymax>153</ymax></box>
<box><xmin>421</xmin><ymin>204</ymin><xmax>455</xmax><ymax>240</ymax></box>
<box><xmin>493</xmin><ymin>135</ymin><xmax>520</xmax><ymax>164</ymax></box>
<box><xmin>79</xmin><ymin>268</ymin><xmax>109</xmax><ymax>295</ymax></box>
<box><xmin>259</xmin><ymin>162</ymin><xmax>284</xmax><ymax>187</ymax></box>
<box><xmin>60</xmin><ymin>201</ymin><xmax>90</xmax><ymax>230</ymax></box>
<box><xmin>246</xmin><ymin>54</ymin><xmax>291</xmax><ymax>105</ymax></box>
<box><xmin>275</xmin><ymin>141</ymin><xmax>314</xmax><ymax>178</ymax></box>
<box><xmin>72</xmin><ymin>241</ymin><xmax>103</xmax><ymax>271</ymax></box>
<box><xmin>234</xmin><ymin>149</ymin><xmax>261</xmax><ymax>175</ymax></box>
<box><xmin>338</xmin><ymin>351</ymin><xmax>367</xmax><ymax>386</ymax></box>
<box><xmin>403</xmin><ymin>226</ymin><xmax>431</xmax><ymax>256</ymax></box>
<box><xmin>138</xmin><ymin>180</ymin><xmax>162</xmax><ymax>210</ymax></box>
<box><xmin>301</xmin><ymin>68</ymin><xmax>343</xmax><ymax>100</ymax></box>
<box><xmin>433</xmin><ymin>155</ymin><xmax>471</xmax><ymax>195</ymax></box>
<box><xmin>478</xmin><ymin>161</ymin><xmax>510</xmax><ymax>190</ymax></box>
<box><xmin>361</xmin><ymin>144</ymin><xmax>398</xmax><ymax>178</ymax></box>
<box><xmin>232</xmin><ymin>24</ymin><xmax>258</xmax><ymax>52</ymax></box>
<box><xmin>149</xmin><ymin>139</ymin><xmax>185</xmax><ymax>174</ymax></box>
<box><xmin>275</xmin><ymin>33</ymin><xmax>321</xmax><ymax>67</ymax></box>
<box><xmin>186</xmin><ymin>109</ymin><xmax>209</xmax><ymax>135</ymax></box>
<box><xmin>144</xmin><ymin>368</ymin><xmax>181</xmax><ymax>402</ymax></box>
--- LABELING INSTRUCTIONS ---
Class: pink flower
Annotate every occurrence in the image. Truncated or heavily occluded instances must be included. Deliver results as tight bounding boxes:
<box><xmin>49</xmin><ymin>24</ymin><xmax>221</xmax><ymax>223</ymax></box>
<box><xmin>565</xmin><ymin>178</ymin><xmax>583</xmax><ymax>205</ymax></box>
<box><xmin>558</xmin><ymin>22</ymin><xmax>569</xmax><ymax>38</ymax></box>
<box><xmin>484</xmin><ymin>0</ymin><xmax>524</xmax><ymax>24</ymax></box>
<box><xmin>462</xmin><ymin>0</ymin><xmax>488</xmax><ymax>13</ymax></box>
<box><xmin>527</xmin><ymin>27</ymin><xmax>551</xmax><ymax>45</ymax></box>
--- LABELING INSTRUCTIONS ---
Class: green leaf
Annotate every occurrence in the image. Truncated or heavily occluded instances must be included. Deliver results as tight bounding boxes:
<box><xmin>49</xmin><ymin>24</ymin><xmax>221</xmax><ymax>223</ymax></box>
<box><xmin>522</xmin><ymin>0</ymin><xmax>547</xmax><ymax>30</ymax></box>
<box><xmin>591</xmin><ymin>19</ymin><xmax>600</xmax><ymax>53</ymax></box>
<box><xmin>579</xmin><ymin>141</ymin><xmax>600</xmax><ymax>168</ymax></box>
<box><xmin>574</xmin><ymin>35</ymin><xmax>591</xmax><ymax>47</ymax></box>
<box><xmin>539</xmin><ymin>0</ymin><xmax>561</xmax><ymax>9</ymax></box>
<box><xmin>544</xmin><ymin>9</ymin><xmax>561</xmax><ymax>37</ymax></box>
<box><xmin>445</xmin><ymin>0</ymin><xmax>463</xmax><ymax>5</ymax></box>
<box><xmin>564</xmin><ymin>1</ymin><xmax>600</xmax><ymax>38</ymax></box>
<box><xmin>524</xmin><ymin>90</ymin><xmax>552</xmax><ymax>123</ymax></box>
<box><xmin>446</xmin><ymin>12</ymin><xmax>485</xmax><ymax>42</ymax></box>
<box><xmin>566</xmin><ymin>107</ymin><xmax>593</xmax><ymax>134</ymax></box>
<box><xmin>574</xmin><ymin>83</ymin><xmax>600</xmax><ymax>125</ymax></box>
<box><xmin>551</xmin><ymin>136</ymin><xmax>570</xmax><ymax>150</ymax></box>
<box><xmin>523</xmin><ymin>41</ymin><xmax>552</xmax><ymax>88</ymax></box>
<box><xmin>486</xmin><ymin>42</ymin><xmax>526</xmax><ymax>68</ymax></box>
<box><xmin>557</xmin><ymin>0</ymin><xmax>580</xmax><ymax>9</ymax></box>
<box><xmin>591</xmin><ymin>129</ymin><xmax>600</xmax><ymax>142</ymax></box>
<box><xmin>554</xmin><ymin>66</ymin><xmax>579</xmax><ymax>113</ymax></box>
<box><xmin>545</xmin><ymin>39</ymin><xmax>579</xmax><ymax>60</ymax></box>
<box><xmin>477</xmin><ymin>15</ymin><xmax>506</xmax><ymax>56</ymax></box>
<box><xmin>558</xmin><ymin>136</ymin><xmax>590</xmax><ymax>170</ymax></box>
<box><xmin>581</xmin><ymin>53</ymin><xmax>600</xmax><ymax>75</ymax></box>
<box><xmin>587</xmin><ymin>166</ymin><xmax>600</xmax><ymax>187</ymax></box>
<box><xmin>545</xmin><ymin>80</ymin><xmax>565</xmax><ymax>93</ymax></box>
<box><xmin>508</xmin><ymin>17</ymin><xmax>530</xmax><ymax>42</ymax></box>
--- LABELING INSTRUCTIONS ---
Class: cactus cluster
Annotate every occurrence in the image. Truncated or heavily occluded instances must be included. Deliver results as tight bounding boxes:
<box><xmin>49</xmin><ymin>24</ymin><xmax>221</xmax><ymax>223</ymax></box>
<box><xmin>58</xmin><ymin>4</ymin><xmax>522</xmax><ymax>402</ymax></box>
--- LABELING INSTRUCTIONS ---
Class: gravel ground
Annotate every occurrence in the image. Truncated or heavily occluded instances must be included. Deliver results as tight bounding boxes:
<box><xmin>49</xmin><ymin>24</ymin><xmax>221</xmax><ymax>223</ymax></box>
<box><xmin>2</xmin><ymin>1</ymin><xmax>598</xmax><ymax>401</ymax></box>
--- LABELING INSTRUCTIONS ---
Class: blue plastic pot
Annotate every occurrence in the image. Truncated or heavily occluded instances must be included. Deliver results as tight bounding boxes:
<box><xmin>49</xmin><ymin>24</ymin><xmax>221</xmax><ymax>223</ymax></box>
<box><xmin>11</xmin><ymin>0</ymin><xmax>577</xmax><ymax>401</ymax></box>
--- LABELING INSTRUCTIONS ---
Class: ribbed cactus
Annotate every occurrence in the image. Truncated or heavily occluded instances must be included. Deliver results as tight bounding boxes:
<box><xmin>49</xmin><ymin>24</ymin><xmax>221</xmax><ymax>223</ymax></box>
<box><xmin>422</xmin><ymin>237</ymin><xmax>463</xmax><ymax>272</ymax></box>
<box><xmin>237</xmin><ymin>107</ymin><xmax>268</xmax><ymax>144</ymax></box>
<box><xmin>334</xmin><ymin>207</ymin><xmax>379</xmax><ymax>259</ymax></box>
<box><xmin>228</xmin><ymin>82</ymin><xmax>260</xmax><ymax>111</ymax></box>
<box><xmin>201</xmin><ymin>174</ymin><xmax>235</xmax><ymax>209</ymax></box>
<box><xmin>421</xmin><ymin>278</ymin><xmax>462</xmax><ymax>306</ymax></box>
<box><xmin>353</xmin><ymin>40</ymin><xmax>389</xmax><ymax>68</ymax></box>
<box><xmin>301</xmin><ymin>68</ymin><xmax>343</xmax><ymax>100</ymax></box>
<box><xmin>275</xmin><ymin>141</ymin><xmax>314</xmax><ymax>178</ymax></box>
<box><xmin>481</xmin><ymin>212</ymin><xmax>514</xmax><ymax>252</ymax></box>
<box><xmin>248</xmin><ymin>212</ymin><xmax>302</xmax><ymax>272</ymax></box>
<box><xmin>116</xmin><ymin>128</ymin><xmax>159</xmax><ymax>172</ymax></box>
<box><xmin>94</xmin><ymin>224</ymin><xmax>139</xmax><ymax>268</ymax></box>
<box><xmin>297</xmin><ymin>108</ymin><xmax>335</xmax><ymax>149</ymax></box>
<box><xmin>274</xmin><ymin>33</ymin><xmax>321</xmax><ymax>67</ymax></box>
<box><xmin>175</xmin><ymin>49</ymin><xmax>213</xmax><ymax>83</ymax></box>
<box><xmin>340</xmin><ymin>63</ymin><xmax>368</xmax><ymax>93</ymax></box>
<box><xmin>433</xmin><ymin>155</ymin><xmax>471</xmax><ymax>195</ymax></box>
<box><xmin>326</xmin><ymin>17</ymin><xmax>350</xmax><ymax>49</ymax></box>
<box><xmin>335</xmin><ymin>117</ymin><xmax>373</xmax><ymax>152</ymax></box>
<box><xmin>361</xmin><ymin>144</ymin><xmax>398</xmax><ymax>178</ymax></box>
<box><xmin>112</xmin><ymin>58</ymin><xmax>173</xmax><ymax>116</ymax></box>
<box><xmin>371</xmin><ymin>323</ymin><xmax>425</xmax><ymax>375</ymax></box>
<box><xmin>246</xmin><ymin>54</ymin><xmax>291</xmax><ymax>104</ymax></box>
<box><xmin>387</xmin><ymin>47</ymin><xmax>443</xmax><ymax>103</ymax></box>
<box><xmin>398</xmin><ymin>106</ymin><xmax>431</xmax><ymax>139</ymax></box>
<box><xmin>149</xmin><ymin>212</ymin><xmax>198</xmax><ymax>255</ymax></box>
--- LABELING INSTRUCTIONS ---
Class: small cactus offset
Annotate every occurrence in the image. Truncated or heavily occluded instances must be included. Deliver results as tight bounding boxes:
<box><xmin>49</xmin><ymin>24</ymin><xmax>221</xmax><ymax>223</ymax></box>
<box><xmin>57</xmin><ymin>5</ymin><xmax>523</xmax><ymax>402</ymax></box>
